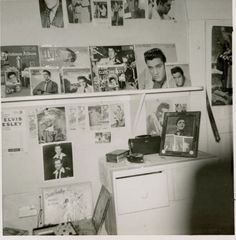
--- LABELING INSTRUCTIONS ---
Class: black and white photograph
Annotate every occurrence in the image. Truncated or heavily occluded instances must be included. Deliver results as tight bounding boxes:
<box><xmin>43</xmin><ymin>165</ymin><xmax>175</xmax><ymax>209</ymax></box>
<box><xmin>175</xmin><ymin>103</ymin><xmax>187</xmax><ymax>112</ymax></box>
<box><xmin>92</xmin><ymin>0</ymin><xmax>108</xmax><ymax>24</ymax></box>
<box><xmin>62</xmin><ymin>67</ymin><xmax>93</xmax><ymax>93</ymax></box>
<box><xmin>160</xmin><ymin>111</ymin><xmax>201</xmax><ymax>157</ymax></box>
<box><xmin>37</xmin><ymin>107</ymin><xmax>67</xmax><ymax>144</ymax></box>
<box><xmin>166</xmin><ymin>63</ymin><xmax>191</xmax><ymax>88</ymax></box>
<box><xmin>211</xmin><ymin>25</ymin><xmax>232</xmax><ymax>106</ymax></box>
<box><xmin>111</xmin><ymin>0</ymin><xmax>124</xmax><ymax>26</ymax></box>
<box><xmin>39</xmin><ymin>46</ymin><xmax>90</xmax><ymax>68</ymax></box>
<box><xmin>124</xmin><ymin>0</ymin><xmax>145</xmax><ymax>19</ymax></box>
<box><xmin>110</xmin><ymin>103</ymin><xmax>125</xmax><ymax>128</ymax></box>
<box><xmin>42</xmin><ymin>142</ymin><xmax>73</xmax><ymax>181</ymax></box>
<box><xmin>1</xmin><ymin>45</ymin><xmax>40</xmax><ymax>98</ymax></box>
<box><xmin>90</xmin><ymin>45</ymin><xmax>138</xmax><ymax>91</ymax></box>
<box><xmin>38</xmin><ymin>0</ymin><xmax>64</xmax><ymax>28</ymax></box>
<box><xmin>29</xmin><ymin>67</ymin><xmax>61</xmax><ymax>95</ymax></box>
<box><xmin>67</xmin><ymin>106</ymin><xmax>77</xmax><ymax>130</ymax></box>
<box><xmin>135</xmin><ymin>44</ymin><xmax>177</xmax><ymax>89</ymax></box>
<box><xmin>95</xmin><ymin>132</ymin><xmax>111</xmax><ymax>143</ymax></box>
<box><xmin>88</xmin><ymin>105</ymin><xmax>109</xmax><ymax>130</ymax></box>
<box><xmin>66</xmin><ymin>0</ymin><xmax>92</xmax><ymax>24</ymax></box>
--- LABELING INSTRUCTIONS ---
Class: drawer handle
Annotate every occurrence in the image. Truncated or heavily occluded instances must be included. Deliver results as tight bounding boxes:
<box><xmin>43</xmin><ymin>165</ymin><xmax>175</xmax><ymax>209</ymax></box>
<box><xmin>141</xmin><ymin>192</ymin><xmax>149</xmax><ymax>199</ymax></box>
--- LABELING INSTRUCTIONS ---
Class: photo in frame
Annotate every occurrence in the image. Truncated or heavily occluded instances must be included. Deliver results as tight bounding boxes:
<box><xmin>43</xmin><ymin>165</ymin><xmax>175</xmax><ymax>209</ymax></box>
<box><xmin>160</xmin><ymin>111</ymin><xmax>201</xmax><ymax>157</ymax></box>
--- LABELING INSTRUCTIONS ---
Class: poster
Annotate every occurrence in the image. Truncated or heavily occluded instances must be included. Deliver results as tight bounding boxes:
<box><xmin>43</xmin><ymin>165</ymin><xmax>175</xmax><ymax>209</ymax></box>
<box><xmin>165</xmin><ymin>63</ymin><xmax>191</xmax><ymax>88</ymax></box>
<box><xmin>90</xmin><ymin>45</ymin><xmax>138</xmax><ymax>91</ymax></box>
<box><xmin>110</xmin><ymin>103</ymin><xmax>125</xmax><ymax>128</ymax></box>
<box><xmin>124</xmin><ymin>0</ymin><xmax>145</xmax><ymax>19</ymax></box>
<box><xmin>39</xmin><ymin>46</ymin><xmax>90</xmax><ymax>68</ymax></box>
<box><xmin>43</xmin><ymin>183</ymin><xmax>93</xmax><ymax>224</ymax></box>
<box><xmin>42</xmin><ymin>142</ymin><xmax>74</xmax><ymax>181</ymax></box>
<box><xmin>36</xmin><ymin>107</ymin><xmax>67</xmax><ymax>144</ymax></box>
<box><xmin>29</xmin><ymin>67</ymin><xmax>61</xmax><ymax>96</ymax></box>
<box><xmin>135</xmin><ymin>44</ymin><xmax>177</xmax><ymax>89</ymax></box>
<box><xmin>62</xmin><ymin>67</ymin><xmax>93</xmax><ymax>93</ymax></box>
<box><xmin>92</xmin><ymin>0</ymin><xmax>109</xmax><ymax>25</ymax></box>
<box><xmin>78</xmin><ymin>105</ymin><xmax>87</xmax><ymax>130</ymax></box>
<box><xmin>1</xmin><ymin>45</ymin><xmax>40</xmax><ymax>98</ymax></box>
<box><xmin>2</xmin><ymin>109</ymin><xmax>27</xmax><ymax>152</ymax></box>
<box><xmin>88</xmin><ymin>105</ymin><xmax>109</xmax><ymax>130</ymax></box>
<box><xmin>211</xmin><ymin>25</ymin><xmax>232</xmax><ymax>106</ymax></box>
<box><xmin>67</xmin><ymin>106</ymin><xmax>78</xmax><ymax>130</ymax></box>
<box><xmin>111</xmin><ymin>0</ymin><xmax>124</xmax><ymax>26</ymax></box>
<box><xmin>66</xmin><ymin>0</ymin><xmax>92</xmax><ymax>24</ymax></box>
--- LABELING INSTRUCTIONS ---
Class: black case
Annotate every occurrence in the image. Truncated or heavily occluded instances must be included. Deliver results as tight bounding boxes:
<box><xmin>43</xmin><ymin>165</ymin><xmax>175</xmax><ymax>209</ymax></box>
<box><xmin>128</xmin><ymin>135</ymin><xmax>161</xmax><ymax>155</ymax></box>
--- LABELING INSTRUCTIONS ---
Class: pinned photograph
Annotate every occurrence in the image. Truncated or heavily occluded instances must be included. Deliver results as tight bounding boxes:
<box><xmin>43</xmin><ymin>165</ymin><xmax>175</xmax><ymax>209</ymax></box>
<box><xmin>111</xmin><ymin>0</ymin><xmax>124</xmax><ymax>26</ymax></box>
<box><xmin>211</xmin><ymin>26</ymin><xmax>232</xmax><ymax>106</ymax></box>
<box><xmin>90</xmin><ymin>45</ymin><xmax>138</xmax><ymax>91</ymax></box>
<box><xmin>88</xmin><ymin>105</ymin><xmax>109</xmax><ymax>130</ymax></box>
<box><xmin>124</xmin><ymin>0</ymin><xmax>145</xmax><ymax>19</ymax></box>
<box><xmin>62</xmin><ymin>67</ymin><xmax>93</xmax><ymax>93</ymax></box>
<box><xmin>160</xmin><ymin>111</ymin><xmax>201</xmax><ymax>157</ymax></box>
<box><xmin>39</xmin><ymin>46</ymin><xmax>90</xmax><ymax>68</ymax></box>
<box><xmin>175</xmin><ymin>103</ymin><xmax>187</xmax><ymax>112</ymax></box>
<box><xmin>135</xmin><ymin>44</ymin><xmax>177</xmax><ymax>89</ymax></box>
<box><xmin>37</xmin><ymin>107</ymin><xmax>67</xmax><ymax>144</ymax></box>
<box><xmin>95</xmin><ymin>132</ymin><xmax>111</xmax><ymax>143</ymax></box>
<box><xmin>110</xmin><ymin>103</ymin><xmax>125</xmax><ymax>128</ymax></box>
<box><xmin>146</xmin><ymin>98</ymin><xmax>173</xmax><ymax>136</ymax></box>
<box><xmin>30</xmin><ymin>67</ymin><xmax>61</xmax><ymax>95</ymax></box>
<box><xmin>78</xmin><ymin>106</ymin><xmax>87</xmax><ymax>130</ymax></box>
<box><xmin>38</xmin><ymin>0</ymin><xmax>64</xmax><ymax>28</ymax></box>
<box><xmin>92</xmin><ymin>0</ymin><xmax>109</xmax><ymax>24</ymax></box>
<box><xmin>67</xmin><ymin>106</ymin><xmax>77</xmax><ymax>130</ymax></box>
<box><xmin>66</xmin><ymin>0</ymin><xmax>92</xmax><ymax>24</ymax></box>
<box><xmin>1</xmin><ymin>45</ymin><xmax>40</xmax><ymax>98</ymax></box>
<box><xmin>166</xmin><ymin>64</ymin><xmax>191</xmax><ymax>88</ymax></box>
<box><xmin>43</xmin><ymin>142</ymin><xmax>73</xmax><ymax>181</ymax></box>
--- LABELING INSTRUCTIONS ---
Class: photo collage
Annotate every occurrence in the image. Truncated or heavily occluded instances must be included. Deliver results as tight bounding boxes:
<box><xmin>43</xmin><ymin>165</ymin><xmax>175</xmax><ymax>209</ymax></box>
<box><xmin>1</xmin><ymin>44</ymin><xmax>191</xmax><ymax>98</ymax></box>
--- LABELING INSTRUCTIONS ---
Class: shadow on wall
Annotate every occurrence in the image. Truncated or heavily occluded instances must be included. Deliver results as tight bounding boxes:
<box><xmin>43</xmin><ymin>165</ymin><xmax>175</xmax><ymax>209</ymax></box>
<box><xmin>189</xmin><ymin>159</ymin><xmax>234</xmax><ymax>234</ymax></box>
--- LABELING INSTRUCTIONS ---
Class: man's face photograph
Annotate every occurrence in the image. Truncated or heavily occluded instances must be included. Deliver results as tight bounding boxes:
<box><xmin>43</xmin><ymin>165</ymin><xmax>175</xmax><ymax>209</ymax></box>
<box><xmin>176</xmin><ymin>119</ymin><xmax>185</xmax><ymax>130</ymax></box>
<box><xmin>54</xmin><ymin>159</ymin><xmax>62</xmax><ymax>171</ymax></box>
<box><xmin>146</xmin><ymin>58</ymin><xmax>166</xmax><ymax>82</ymax></box>
<box><xmin>43</xmin><ymin>71</ymin><xmax>50</xmax><ymax>81</ymax></box>
<box><xmin>172</xmin><ymin>72</ymin><xmax>184</xmax><ymax>86</ymax></box>
<box><xmin>158</xmin><ymin>0</ymin><xmax>172</xmax><ymax>15</ymax></box>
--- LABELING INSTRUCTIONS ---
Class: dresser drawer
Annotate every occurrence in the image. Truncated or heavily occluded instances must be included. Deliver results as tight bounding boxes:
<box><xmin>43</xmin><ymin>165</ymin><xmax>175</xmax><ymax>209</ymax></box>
<box><xmin>115</xmin><ymin>171</ymin><xmax>169</xmax><ymax>215</ymax></box>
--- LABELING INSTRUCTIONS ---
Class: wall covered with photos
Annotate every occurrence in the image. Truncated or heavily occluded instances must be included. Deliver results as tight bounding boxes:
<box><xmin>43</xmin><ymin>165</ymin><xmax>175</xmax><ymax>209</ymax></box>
<box><xmin>1</xmin><ymin>0</ymin><xmax>233</xmax><ymax>230</ymax></box>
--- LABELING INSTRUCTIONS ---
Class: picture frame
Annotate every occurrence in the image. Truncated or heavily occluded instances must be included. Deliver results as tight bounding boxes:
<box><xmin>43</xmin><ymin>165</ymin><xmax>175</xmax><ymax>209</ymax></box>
<box><xmin>159</xmin><ymin>111</ymin><xmax>201</xmax><ymax>157</ymax></box>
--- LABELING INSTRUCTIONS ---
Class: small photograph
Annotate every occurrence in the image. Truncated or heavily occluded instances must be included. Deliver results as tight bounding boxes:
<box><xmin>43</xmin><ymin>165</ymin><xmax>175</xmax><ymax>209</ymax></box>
<box><xmin>4</xmin><ymin>71</ymin><xmax>21</xmax><ymax>95</ymax></box>
<box><xmin>124</xmin><ymin>0</ymin><xmax>145</xmax><ymax>19</ymax></box>
<box><xmin>38</xmin><ymin>0</ymin><xmax>64</xmax><ymax>28</ymax></box>
<box><xmin>175</xmin><ymin>103</ymin><xmax>187</xmax><ymax>112</ymax></box>
<box><xmin>90</xmin><ymin>45</ymin><xmax>138</xmax><ymax>91</ymax></box>
<box><xmin>135</xmin><ymin>44</ymin><xmax>177</xmax><ymax>89</ymax></box>
<box><xmin>92</xmin><ymin>0</ymin><xmax>108</xmax><ymax>19</ymax></box>
<box><xmin>110</xmin><ymin>103</ymin><xmax>125</xmax><ymax>128</ymax></box>
<box><xmin>62</xmin><ymin>67</ymin><xmax>93</xmax><ymax>93</ymax></box>
<box><xmin>148</xmin><ymin>0</ymin><xmax>175</xmax><ymax>20</ymax></box>
<box><xmin>166</xmin><ymin>64</ymin><xmax>191</xmax><ymax>88</ymax></box>
<box><xmin>1</xmin><ymin>45</ymin><xmax>40</xmax><ymax>98</ymax></box>
<box><xmin>145</xmin><ymin>98</ymin><xmax>173</xmax><ymax>136</ymax></box>
<box><xmin>30</xmin><ymin>67</ymin><xmax>61</xmax><ymax>95</ymax></box>
<box><xmin>88</xmin><ymin>105</ymin><xmax>109</xmax><ymax>130</ymax></box>
<box><xmin>95</xmin><ymin>132</ymin><xmax>111</xmax><ymax>143</ymax></box>
<box><xmin>111</xmin><ymin>0</ymin><xmax>124</xmax><ymax>26</ymax></box>
<box><xmin>211</xmin><ymin>26</ymin><xmax>232</xmax><ymax>106</ymax></box>
<box><xmin>39</xmin><ymin>46</ymin><xmax>90</xmax><ymax>68</ymax></box>
<box><xmin>37</xmin><ymin>107</ymin><xmax>67</xmax><ymax>144</ymax></box>
<box><xmin>42</xmin><ymin>142</ymin><xmax>73</xmax><ymax>181</ymax></box>
<box><xmin>160</xmin><ymin>111</ymin><xmax>201</xmax><ymax>157</ymax></box>
<box><xmin>66</xmin><ymin>0</ymin><xmax>92</xmax><ymax>23</ymax></box>
<box><xmin>67</xmin><ymin>106</ymin><xmax>77</xmax><ymax>130</ymax></box>
<box><xmin>78</xmin><ymin>106</ymin><xmax>87</xmax><ymax>130</ymax></box>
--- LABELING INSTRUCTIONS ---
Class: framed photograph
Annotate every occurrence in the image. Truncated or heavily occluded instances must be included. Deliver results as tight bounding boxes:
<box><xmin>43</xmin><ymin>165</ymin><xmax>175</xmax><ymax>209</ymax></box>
<box><xmin>160</xmin><ymin>111</ymin><xmax>201</xmax><ymax>157</ymax></box>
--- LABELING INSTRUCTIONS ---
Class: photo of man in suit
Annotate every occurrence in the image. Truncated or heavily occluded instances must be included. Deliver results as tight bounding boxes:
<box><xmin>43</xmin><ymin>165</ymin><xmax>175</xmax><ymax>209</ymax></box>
<box><xmin>39</xmin><ymin>0</ymin><xmax>64</xmax><ymax>28</ymax></box>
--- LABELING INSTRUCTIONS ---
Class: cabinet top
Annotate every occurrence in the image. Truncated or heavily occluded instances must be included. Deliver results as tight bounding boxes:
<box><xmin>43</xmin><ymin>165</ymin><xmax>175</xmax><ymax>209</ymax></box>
<box><xmin>100</xmin><ymin>151</ymin><xmax>218</xmax><ymax>173</ymax></box>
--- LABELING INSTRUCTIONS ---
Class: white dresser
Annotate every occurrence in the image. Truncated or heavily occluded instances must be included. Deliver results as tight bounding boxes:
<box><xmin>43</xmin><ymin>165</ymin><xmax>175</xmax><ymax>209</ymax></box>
<box><xmin>99</xmin><ymin>151</ymin><xmax>221</xmax><ymax>235</ymax></box>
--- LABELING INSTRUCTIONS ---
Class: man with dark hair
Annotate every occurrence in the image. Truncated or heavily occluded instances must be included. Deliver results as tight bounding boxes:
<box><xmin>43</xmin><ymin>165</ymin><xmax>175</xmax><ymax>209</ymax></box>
<box><xmin>150</xmin><ymin>0</ymin><xmax>174</xmax><ymax>20</ymax></box>
<box><xmin>147</xmin><ymin>102</ymin><xmax>170</xmax><ymax>135</ymax></box>
<box><xmin>139</xmin><ymin>48</ymin><xmax>167</xmax><ymax>89</ymax></box>
<box><xmin>33</xmin><ymin>69</ymin><xmax>58</xmax><ymax>95</ymax></box>
<box><xmin>5</xmin><ymin>71</ymin><xmax>21</xmax><ymax>94</ymax></box>
<box><xmin>40</xmin><ymin>0</ymin><xmax>64</xmax><ymax>28</ymax></box>
<box><xmin>169</xmin><ymin>66</ymin><xmax>191</xmax><ymax>87</ymax></box>
<box><xmin>76</xmin><ymin>75</ymin><xmax>93</xmax><ymax>93</ymax></box>
<box><xmin>52</xmin><ymin>158</ymin><xmax>72</xmax><ymax>179</ymax></box>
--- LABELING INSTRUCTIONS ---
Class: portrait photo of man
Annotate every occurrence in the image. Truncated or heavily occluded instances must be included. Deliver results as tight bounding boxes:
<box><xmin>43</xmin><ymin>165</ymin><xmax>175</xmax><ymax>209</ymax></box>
<box><xmin>39</xmin><ymin>0</ymin><xmax>64</xmax><ymax>28</ymax></box>
<box><xmin>43</xmin><ymin>142</ymin><xmax>73</xmax><ymax>181</ymax></box>
<box><xmin>166</xmin><ymin>64</ymin><xmax>191</xmax><ymax>88</ymax></box>
<box><xmin>138</xmin><ymin>48</ymin><xmax>167</xmax><ymax>89</ymax></box>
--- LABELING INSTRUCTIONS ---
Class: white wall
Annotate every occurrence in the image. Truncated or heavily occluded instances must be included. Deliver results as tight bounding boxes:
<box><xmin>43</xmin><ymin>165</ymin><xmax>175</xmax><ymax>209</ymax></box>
<box><xmin>1</xmin><ymin>0</ymin><xmax>233</xmax><ymax>232</ymax></box>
